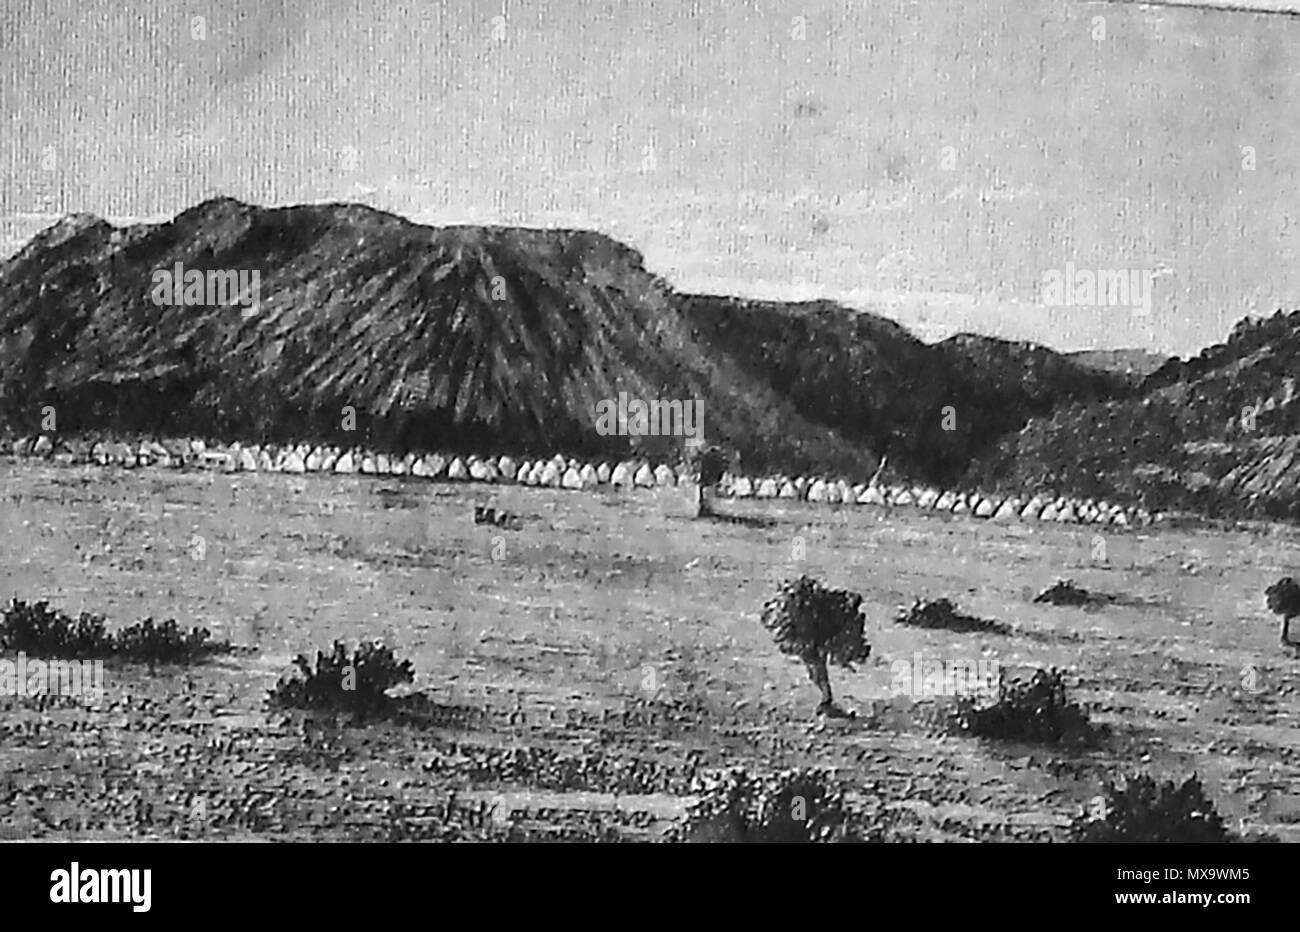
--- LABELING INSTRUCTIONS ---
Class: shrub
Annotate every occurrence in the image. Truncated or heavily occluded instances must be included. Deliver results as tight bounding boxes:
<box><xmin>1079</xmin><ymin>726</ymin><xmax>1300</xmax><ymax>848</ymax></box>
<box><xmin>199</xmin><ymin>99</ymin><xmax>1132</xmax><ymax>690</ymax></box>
<box><xmin>0</xmin><ymin>598</ymin><xmax>231</xmax><ymax>665</ymax></box>
<box><xmin>1069</xmin><ymin>773</ymin><xmax>1231</xmax><ymax>843</ymax></box>
<box><xmin>1033</xmin><ymin>579</ymin><xmax>1109</xmax><ymax>607</ymax></box>
<box><xmin>665</xmin><ymin>768</ymin><xmax>881</xmax><ymax>843</ymax></box>
<box><xmin>111</xmin><ymin>618</ymin><xmax>225</xmax><ymax>665</ymax></box>
<box><xmin>894</xmin><ymin>597</ymin><xmax>1010</xmax><ymax>635</ymax></box>
<box><xmin>268</xmin><ymin>640</ymin><xmax>414</xmax><ymax>719</ymax></box>
<box><xmin>0</xmin><ymin>600</ymin><xmax>109</xmax><ymax>657</ymax></box>
<box><xmin>949</xmin><ymin>667</ymin><xmax>1101</xmax><ymax>746</ymax></box>
<box><xmin>760</xmin><ymin>575</ymin><xmax>871</xmax><ymax>716</ymax></box>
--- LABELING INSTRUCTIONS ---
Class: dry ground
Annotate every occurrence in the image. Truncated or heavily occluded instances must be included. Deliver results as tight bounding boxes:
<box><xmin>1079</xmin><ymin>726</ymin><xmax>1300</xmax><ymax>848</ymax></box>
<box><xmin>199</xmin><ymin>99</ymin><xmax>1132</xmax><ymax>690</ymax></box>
<box><xmin>1</xmin><ymin>463</ymin><xmax>1298</xmax><ymax>841</ymax></box>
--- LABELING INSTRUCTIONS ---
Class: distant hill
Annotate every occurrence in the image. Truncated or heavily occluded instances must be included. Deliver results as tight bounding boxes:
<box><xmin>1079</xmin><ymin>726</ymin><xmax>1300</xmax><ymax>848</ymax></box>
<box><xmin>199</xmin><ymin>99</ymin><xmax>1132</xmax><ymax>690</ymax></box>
<box><xmin>0</xmin><ymin>198</ymin><xmax>1139</xmax><ymax>484</ymax></box>
<box><xmin>682</xmin><ymin>300</ymin><xmax>1131</xmax><ymax>484</ymax></box>
<box><xmin>972</xmin><ymin>311</ymin><xmax>1300</xmax><ymax>518</ymax></box>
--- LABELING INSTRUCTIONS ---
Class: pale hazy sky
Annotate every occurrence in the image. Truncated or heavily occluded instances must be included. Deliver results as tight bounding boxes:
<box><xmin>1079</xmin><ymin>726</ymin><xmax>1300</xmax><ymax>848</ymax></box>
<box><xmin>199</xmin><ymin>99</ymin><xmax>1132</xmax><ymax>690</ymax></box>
<box><xmin>2</xmin><ymin>0</ymin><xmax>1298</xmax><ymax>356</ymax></box>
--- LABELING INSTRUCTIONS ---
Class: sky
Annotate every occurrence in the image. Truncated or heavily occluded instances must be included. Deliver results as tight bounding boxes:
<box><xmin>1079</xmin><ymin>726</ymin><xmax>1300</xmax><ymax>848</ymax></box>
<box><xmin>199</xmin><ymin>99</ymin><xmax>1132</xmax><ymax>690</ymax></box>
<box><xmin>2</xmin><ymin>0</ymin><xmax>1299</xmax><ymax>357</ymax></box>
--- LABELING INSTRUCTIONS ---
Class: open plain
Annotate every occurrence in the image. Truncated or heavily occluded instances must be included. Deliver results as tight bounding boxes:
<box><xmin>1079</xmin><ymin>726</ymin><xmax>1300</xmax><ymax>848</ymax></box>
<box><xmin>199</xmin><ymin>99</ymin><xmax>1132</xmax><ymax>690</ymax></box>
<box><xmin>1</xmin><ymin>461</ymin><xmax>1298</xmax><ymax>841</ymax></box>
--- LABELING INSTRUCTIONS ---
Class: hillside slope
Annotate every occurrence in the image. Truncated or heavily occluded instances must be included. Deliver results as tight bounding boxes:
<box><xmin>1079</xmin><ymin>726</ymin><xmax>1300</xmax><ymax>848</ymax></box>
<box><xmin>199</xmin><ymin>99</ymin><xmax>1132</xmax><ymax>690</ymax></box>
<box><xmin>972</xmin><ymin>311</ymin><xmax>1300</xmax><ymax>518</ymax></box>
<box><xmin>1</xmin><ymin>199</ymin><xmax>1138</xmax><ymax>484</ymax></box>
<box><xmin>0</xmin><ymin>199</ymin><xmax>871</xmax><ymax>476</ymax></box>
<box><xmin>681</xmin><ymin>297</ymin><xmax>1130</xmax><ymax>484</ymax></box>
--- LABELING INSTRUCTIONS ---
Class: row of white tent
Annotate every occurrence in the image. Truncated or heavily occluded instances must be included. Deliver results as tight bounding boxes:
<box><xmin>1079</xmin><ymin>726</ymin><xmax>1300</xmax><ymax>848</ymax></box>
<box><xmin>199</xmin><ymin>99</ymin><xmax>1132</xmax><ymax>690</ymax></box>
<box><xmin>8</xmin><ymin>436</ymin><xmax>684</xmax><ymax>486</ymax></box>
<box><xmin>5</xmin><ymin>434</ymin><xmax>1160</xmax><ymax>526</ymax></box>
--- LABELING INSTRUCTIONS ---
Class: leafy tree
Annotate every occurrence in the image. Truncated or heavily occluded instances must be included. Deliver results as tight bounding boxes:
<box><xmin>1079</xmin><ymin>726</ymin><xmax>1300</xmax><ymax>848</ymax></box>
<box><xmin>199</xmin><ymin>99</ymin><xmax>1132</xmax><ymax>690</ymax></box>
<box><xmin>760</xmin><ymin>576</ymin><xmax>871</xmax><ymax>717</ymax></box>
<box><xmin>685</xmin><ymin>442</ymin><xmax>733</xmax><ymax>517</ymax></box>
<box><xmin>1266</xmin><ymin>576</ymin><xmax>1300</xmax><ymax>648</ymax></box>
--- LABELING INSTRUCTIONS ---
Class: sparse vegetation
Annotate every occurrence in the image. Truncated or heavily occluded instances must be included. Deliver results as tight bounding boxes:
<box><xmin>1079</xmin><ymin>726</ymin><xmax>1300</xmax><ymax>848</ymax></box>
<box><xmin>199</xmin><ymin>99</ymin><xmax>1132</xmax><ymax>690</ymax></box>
<box><xmin>665</xmin><ymin>768</ymin><xmax>893</xmax><ymax>843</ymax></box>
<box><xmin>0</xmin><ymin>598</ymin><xmax>232</xmax><ymax>666</ymax></box>
<box><xmin>1069</xmin><ymin>773</ymin><xmax>1231</xmax><ymax>843</ymax></box>
<box><xmin>760</xmin><ymin>575</ymin><xmax>871</xmax><ymax>717</ymax></box>
<box><xmin>894</xmin><ymin>597</ymin><xmax>1010</xmax><ymax>635</ymax></box>
<box><xmin>949</xmin><ymin>667</ymin><xmax>1102</xmax><ymax>747</ymax></box>
<box><xmin>0</xmin><ymin>457</ymin><xmax>1294</xmax><ymax>842</ymax></box>
<box><xmin>268</xmin><ymin>640</ymin><xmax>415</xmax><ymax>719</ymax></box>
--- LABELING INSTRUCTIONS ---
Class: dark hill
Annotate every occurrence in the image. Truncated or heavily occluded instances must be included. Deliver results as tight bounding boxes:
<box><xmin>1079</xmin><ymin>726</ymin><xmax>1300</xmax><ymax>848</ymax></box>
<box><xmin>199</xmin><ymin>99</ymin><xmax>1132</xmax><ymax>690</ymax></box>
<box><xmin>932</xmin><ymin>333</ymin><xmax>1132</xmax><ymax>475</ymax></box>
<box><xmin>0</xmin><ymin>199</ymin><xmax>868</xmax><ymax>475</ymax></box>
<box><xmin>0</xmin><ymin>198</ymin><xmax>1135</xmax><ymax>483</ymax></box>
<box><xmin>681</xmin><ymin>298</ymin><xmax>1130</xmax><ymax>484</ymax></box>
<box><xmin>972</xmin><ymin>310</ymin><xmax>1300</xmax><ymax>518</ymax></box>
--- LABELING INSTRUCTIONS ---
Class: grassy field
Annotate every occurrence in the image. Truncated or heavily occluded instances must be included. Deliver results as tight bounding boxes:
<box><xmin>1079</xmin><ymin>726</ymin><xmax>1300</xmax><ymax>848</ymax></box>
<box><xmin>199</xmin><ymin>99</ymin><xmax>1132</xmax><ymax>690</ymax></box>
<box><xmin>1</xmin><ymin>462</ymin><xmax>1298</xmax><ymax>841</ymax></box>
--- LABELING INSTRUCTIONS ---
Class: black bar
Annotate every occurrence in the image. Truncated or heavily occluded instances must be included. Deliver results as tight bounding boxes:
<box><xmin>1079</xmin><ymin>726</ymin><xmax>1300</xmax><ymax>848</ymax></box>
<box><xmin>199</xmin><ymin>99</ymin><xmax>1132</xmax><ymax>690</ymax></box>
<box><xmin>3</xmin><ymin>842</ymin><xmax>1281</xmax><ymax>920</ymax></box>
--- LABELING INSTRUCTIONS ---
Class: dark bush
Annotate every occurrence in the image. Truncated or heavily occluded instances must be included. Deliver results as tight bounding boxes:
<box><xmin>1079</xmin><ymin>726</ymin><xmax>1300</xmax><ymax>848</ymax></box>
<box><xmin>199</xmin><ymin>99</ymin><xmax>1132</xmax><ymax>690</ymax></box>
<box><xmin>0</xmin><ymin>599</ymin><xmax>109</xmax><ymax>657</ymax></box>
<box><xmin>949</xmin><ymin>667</ymin><xmax>1101</xmax><ymax>746</ymax></box>
<box><xmin>268</xmin><ymin>640</ymin><xmax>414</xmax><ymax>719</ymax></box>
<box><xmin>665</xmin><ymin>768</ymin><xmax>893</xmax><ymax>843</ymax></box>
<box><xmin>111</xmin><ymin>617</ymin><xmax>226</xmax><ymax>665</ymax></box>
<box><xmin>895</xmin><ymin>597</ymin><xmax>1010</xmax><ymax>635</ymax></box>
<box><xmin>1069</xmin><ymin>773</ymin><xmax>1231</xmax><ymax>843</ymax></box>
<box><xmin>0</xmin><ymin>598</ymin><xmax>231</xmax><ymax>665</ymax></box>
<box><xmin>1033</xmin><ymin>579</ymin><xmax>1110</xmax><ymax>607</ymax></box>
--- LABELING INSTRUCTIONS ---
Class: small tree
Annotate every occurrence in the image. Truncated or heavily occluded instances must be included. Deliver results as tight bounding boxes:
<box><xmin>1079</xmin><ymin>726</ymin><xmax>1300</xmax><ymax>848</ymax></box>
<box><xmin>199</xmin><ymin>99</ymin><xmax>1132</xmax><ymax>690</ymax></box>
<box><xmin>760</xmin><ymin>576</ymin><xmax>872</xmax><ymax>717</ymax></box>
<box><xmin>686</xmin><ymin>442</ymin><xmax>732</xmax><ymax>517</ymax></box>
<box><xmin>1266</xmin><ymin>576</ymin><xmax>1300</xmax><ymax>648</ymax></box>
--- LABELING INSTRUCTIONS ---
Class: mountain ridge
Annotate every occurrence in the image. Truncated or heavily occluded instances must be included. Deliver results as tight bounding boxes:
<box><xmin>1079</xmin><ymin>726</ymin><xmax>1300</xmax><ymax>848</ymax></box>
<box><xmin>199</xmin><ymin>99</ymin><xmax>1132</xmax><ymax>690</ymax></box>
<box><xmin>0</xmin><ymin>197</ymin><xmax>1235</xmax><ymax>500</ymax></box>
<box><xmin>0</xmin><ymin>199</ymin><xmax>872</xmax><ymax>477</ymax></box>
